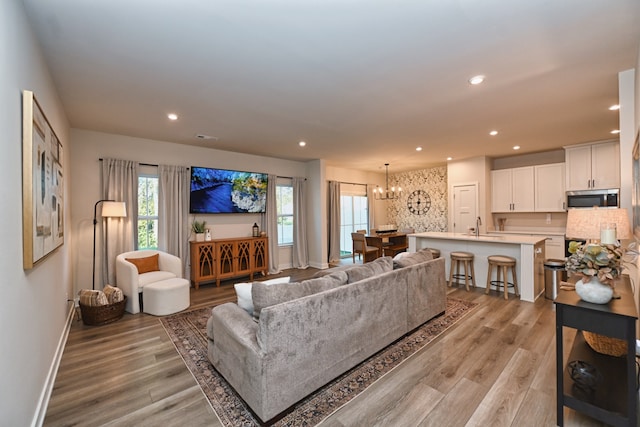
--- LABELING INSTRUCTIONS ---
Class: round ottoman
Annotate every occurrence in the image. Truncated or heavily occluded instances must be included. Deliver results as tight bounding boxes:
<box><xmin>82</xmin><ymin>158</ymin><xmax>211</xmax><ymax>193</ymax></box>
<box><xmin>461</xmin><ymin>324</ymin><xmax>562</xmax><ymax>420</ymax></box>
<box><xmin>143</xmin><ymin>278</ymin><xmax>190</xmax><ymax>316</ymax></box>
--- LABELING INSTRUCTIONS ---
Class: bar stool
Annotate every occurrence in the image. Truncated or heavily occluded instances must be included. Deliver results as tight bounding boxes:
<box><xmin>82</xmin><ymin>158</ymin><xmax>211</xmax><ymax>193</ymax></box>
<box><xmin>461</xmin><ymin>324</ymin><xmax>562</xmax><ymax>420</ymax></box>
<box><xmin>485</xmin><ymin>255</ymin><xmax>519</xmax><ymax>300</ymax></box>
<box><xmin>426</xmin><ymin>248</ymin><xmax>441</xmax><ymax>258</ymax></box>
<box><xmin>448</xmin><ymin>251</ymin><xmax>476</xmax><ymax>291</ymax></box>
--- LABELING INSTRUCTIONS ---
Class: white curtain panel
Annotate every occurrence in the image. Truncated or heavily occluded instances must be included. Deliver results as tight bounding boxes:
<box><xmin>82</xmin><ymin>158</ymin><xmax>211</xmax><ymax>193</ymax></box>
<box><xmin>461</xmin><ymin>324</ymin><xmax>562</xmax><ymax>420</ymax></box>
<box><xmin>265</xmin><ymin>174</ymin><xmax>280</xmax><ymax>274</ymax></box>
<box><xmin>101</xmin><ymin>158</ymin><xmax>139</xmax><ymax>287</ymax></box>
<box><xmin>367</xmin><ymin>184</ymin><xmax>376</xmax><ymax>233</ymax></box>
<box><xmin>292</xmin><ymin>177</ymin><xmax>309</xmax><ymax>269</ymax></box>
<box><xmin>328</xmin><ymin>180</ymin><xmax>341</xmax><ymax>264</ymax></box>
<box><xmin>158</xmin><ymin>165</ymin><xmax>190</xmax><ymax>277</ymax></box>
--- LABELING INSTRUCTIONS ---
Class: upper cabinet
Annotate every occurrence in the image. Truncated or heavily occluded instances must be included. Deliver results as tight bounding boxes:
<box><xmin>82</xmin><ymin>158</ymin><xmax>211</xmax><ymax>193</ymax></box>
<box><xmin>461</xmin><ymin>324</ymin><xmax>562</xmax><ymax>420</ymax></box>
<box><xmin>565</xmin><ymin>141</ymin><xmax>620</xmax><ymax>191</ymax></box>
<box><xmin>534</xmin><ymin>163</ymin><xmax>566</xmax><ymax>212</ymax></box>
<box><xmin>491</xmin><ymin>166</ymin><xmax>535</xmax><ymax>212</ymax></box>
<box><xmin>492</xmin><ymin>163</ymin><xmax>566</xmax><ymax>213</ymax></box>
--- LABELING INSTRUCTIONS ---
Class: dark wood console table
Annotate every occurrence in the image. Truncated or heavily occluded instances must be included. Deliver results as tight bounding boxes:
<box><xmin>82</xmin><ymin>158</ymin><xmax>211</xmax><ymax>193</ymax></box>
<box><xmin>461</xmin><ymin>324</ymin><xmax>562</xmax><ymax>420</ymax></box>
<box><xmin>555</xmin><ymin>275</ymin><xmax>638</xmax><ymax>426</ymax></box>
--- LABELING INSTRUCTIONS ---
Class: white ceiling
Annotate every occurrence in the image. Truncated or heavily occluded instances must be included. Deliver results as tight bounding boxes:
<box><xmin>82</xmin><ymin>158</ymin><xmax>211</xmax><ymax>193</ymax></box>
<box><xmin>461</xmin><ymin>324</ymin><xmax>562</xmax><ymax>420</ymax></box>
<box><xmin>22</xmin><ymin>0</ymin><xmax>640</xmax><ymax>173</ymax></box>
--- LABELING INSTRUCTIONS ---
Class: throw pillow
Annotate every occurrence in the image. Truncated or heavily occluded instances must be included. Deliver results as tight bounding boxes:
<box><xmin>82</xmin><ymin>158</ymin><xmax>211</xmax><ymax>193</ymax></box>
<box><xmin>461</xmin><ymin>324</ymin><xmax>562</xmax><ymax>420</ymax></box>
<box><xmin>345</xmin><ymin>256</ymin><xmax>393</xmax><ymax>283</ymax></box>
<box><xmin>103</xmin><ymin>285</ymin><xmax>124</xmax><ymax>304</ymax></box>
<box><xmin>125</xmin><ymin>254</ymin><xmax>160</xmax><ymax>274</ymax></box>
<box><xmin>252</xmin><ymin>271</ymin><xmax>348</xmax><ymax>318</ymax></box>
<box><xmin>234</xmin><ymin>276</ymin><xmax>291</xmax><ymax>315</ymax></box>
<box><xmin>393</xmin><ymin>248</ymin><xmax>434</xmax><ymax>269</ymax></box>
<box><xmin>78</xmin><ymin>289</ymin><xmax>109</xmax><ymax>307</ymax></box>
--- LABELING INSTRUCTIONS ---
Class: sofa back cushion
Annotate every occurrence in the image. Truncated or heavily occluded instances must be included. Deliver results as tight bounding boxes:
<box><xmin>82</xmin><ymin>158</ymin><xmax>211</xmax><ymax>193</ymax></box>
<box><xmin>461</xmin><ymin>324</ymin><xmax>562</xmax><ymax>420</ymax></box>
<box><xmin>393</xmin><ymin>248</ymin><xmax>433</xmax><ymax>269</ymax></box>
<box><xmin>344</xmin><ymin>256</ymin><xmax>393</xmax><ymax>283</ymax></box>
<box><xmin>252</xmin><ymin>271</ymin><xmax>348</xmax><ymax>318</ymax></box>
<box><xmin>235</xmin><ymin>276</ymin><xmax>291</xmax><ymax>315</ymax></box>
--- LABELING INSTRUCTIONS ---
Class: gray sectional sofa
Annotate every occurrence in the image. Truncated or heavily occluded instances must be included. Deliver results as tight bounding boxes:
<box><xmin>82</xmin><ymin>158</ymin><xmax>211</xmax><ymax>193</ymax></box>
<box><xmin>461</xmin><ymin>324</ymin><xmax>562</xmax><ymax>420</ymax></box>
<box><xmin>206</xmin><ymin>250</ymin><xmax>446</xmax><ymax>422</ymax></box>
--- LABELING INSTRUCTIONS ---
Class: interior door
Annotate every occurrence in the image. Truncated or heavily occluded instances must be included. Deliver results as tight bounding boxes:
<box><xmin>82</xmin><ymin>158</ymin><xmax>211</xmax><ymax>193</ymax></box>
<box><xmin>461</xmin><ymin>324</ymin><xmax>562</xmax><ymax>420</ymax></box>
<box><xmin>452</xmin><ymin>184</ymin><xmax>477</xmax><ymax>234</ymax></box>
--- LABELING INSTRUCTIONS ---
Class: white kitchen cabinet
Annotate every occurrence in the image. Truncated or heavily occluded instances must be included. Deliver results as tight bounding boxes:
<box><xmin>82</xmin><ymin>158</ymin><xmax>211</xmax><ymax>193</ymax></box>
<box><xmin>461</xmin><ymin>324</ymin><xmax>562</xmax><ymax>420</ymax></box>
<box><xmin>534</xmin><ymin>163</ymin><xmax>566</xmax><ymax>212</ymax></box>
<box><xmin>491</xmin><ymin>166</ymin><xmax>535</xmax><ymax>212</ymax></box>
<box><xmin>565</xmin><ymin>141</ymin><xmax>619</xmax><ymax>191</ymax></box>
<box><xmin>545</xmin><ymin>235</ymin><xmax>565</xmax><ymax>260</ymax></box>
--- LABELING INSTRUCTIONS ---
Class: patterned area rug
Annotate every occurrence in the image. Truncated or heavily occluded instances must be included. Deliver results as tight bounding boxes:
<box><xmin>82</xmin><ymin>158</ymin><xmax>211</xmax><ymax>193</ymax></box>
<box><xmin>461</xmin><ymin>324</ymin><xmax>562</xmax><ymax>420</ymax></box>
<box><xmin>160</xmin><ymin>297</ymin><xmax>477</xmax><ymax>426</ymax></box>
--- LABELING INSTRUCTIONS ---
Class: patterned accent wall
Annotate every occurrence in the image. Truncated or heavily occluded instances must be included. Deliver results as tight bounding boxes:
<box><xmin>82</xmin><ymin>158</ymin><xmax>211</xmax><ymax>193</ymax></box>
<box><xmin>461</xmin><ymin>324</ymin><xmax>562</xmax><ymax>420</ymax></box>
<box><xmin>386</xmin><ymin>166</ymin><xmax>448</xmax><ymax>232</ymax></box>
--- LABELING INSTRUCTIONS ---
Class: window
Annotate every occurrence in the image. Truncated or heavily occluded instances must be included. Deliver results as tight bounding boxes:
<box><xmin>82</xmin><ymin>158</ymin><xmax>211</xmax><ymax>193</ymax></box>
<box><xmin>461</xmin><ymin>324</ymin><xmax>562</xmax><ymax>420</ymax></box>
<box><xmin>276</xmin><ymin>180</ymin><xmax>293</xmax><ymax>246</ymax></box>
<box><xmin>339</xmin><ymin>184</ymin><xmax>368</xmax><ymax>256</ymax></box>
<box><xmin>138</xmin><ymin>175</ymin><xmax>158</xmax><ymax>249</ymax></box>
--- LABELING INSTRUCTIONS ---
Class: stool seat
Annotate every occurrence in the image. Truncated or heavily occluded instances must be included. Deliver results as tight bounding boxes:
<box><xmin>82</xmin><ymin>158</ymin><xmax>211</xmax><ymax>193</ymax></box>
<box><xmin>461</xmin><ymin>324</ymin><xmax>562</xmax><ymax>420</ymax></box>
<box><xmin>143</xmin><ymin>277</ymin><xmax>190</xmax><ymax>316</ymax></box>
<box><xmin>448</xmin><ymin>251</ymin><xmax>476</xmax><ymax>291</ymax></box>
<box><xmin>426</xmin><ymin>248</ymin><xmax>441</xmax><ymax>258</ymax></box>
<box><xmin>486</xmin><ymin>255</ymin><xmax>519</xmax><ymax>300</ymax></box>
<box><xmin>451</xmin><ymin>251</ymin><xmax>474</xmax><ymax>260</ymax></box>
<box><xmin>487</xmin><ymin>255</ymin><xmax>516</xmax><ymax>264</ymax></box>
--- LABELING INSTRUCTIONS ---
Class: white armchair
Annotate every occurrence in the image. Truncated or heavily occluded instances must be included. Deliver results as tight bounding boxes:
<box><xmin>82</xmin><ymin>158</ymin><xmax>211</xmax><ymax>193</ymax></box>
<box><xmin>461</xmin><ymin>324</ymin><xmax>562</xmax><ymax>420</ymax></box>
<box><xmin>116</xmin><ymin>250</ymin><xmax>183</xmax><ymax>314</ymax></box>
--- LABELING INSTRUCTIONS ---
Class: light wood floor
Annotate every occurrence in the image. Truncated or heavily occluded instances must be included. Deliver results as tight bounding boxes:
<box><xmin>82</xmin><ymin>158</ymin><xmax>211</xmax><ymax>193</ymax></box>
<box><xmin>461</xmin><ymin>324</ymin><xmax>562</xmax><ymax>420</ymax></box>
<box><xmin>44</xmin><ymin>263</ymin><xmax>609</xmax><ymax>427</ymax></box>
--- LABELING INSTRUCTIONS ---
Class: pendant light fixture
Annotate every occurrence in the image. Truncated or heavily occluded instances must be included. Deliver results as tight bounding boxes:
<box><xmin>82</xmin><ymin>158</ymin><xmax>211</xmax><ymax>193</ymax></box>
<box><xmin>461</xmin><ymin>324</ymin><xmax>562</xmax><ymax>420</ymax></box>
<box><xmin>374</xmin><ymin>163</ymin><xmax>402</xmax><ymax>200</ymax></box>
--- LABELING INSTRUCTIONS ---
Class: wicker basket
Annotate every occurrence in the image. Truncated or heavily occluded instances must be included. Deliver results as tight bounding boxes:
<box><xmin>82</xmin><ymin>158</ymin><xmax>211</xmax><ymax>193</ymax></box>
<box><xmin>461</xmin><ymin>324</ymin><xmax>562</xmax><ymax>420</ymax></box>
<box><xmin>582</xmin><ymin>330</ymin><xmax>627</xmax><ymax>357</ymax></box>
<box><xmin>79</xmin><ymin>296</ymin><xmax>127</xmax><ymax>326</ymax></box>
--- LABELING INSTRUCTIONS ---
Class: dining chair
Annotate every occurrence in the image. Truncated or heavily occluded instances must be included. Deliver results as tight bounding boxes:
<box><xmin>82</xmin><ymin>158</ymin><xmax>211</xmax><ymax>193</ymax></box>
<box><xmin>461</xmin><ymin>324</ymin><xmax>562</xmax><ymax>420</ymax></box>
<box><xmin>351</xmin><ymin>232</ymin><xmax>380</xmax><ymax>263</ymax></box>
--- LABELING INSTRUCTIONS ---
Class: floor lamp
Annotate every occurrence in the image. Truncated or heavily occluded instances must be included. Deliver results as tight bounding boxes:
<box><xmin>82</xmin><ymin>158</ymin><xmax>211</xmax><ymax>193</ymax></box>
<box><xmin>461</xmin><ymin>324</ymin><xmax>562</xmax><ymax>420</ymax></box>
<box><xmin>93</xmin><ymin>200</ymin><xmax>127</xmax><ymax>290</ymax></box>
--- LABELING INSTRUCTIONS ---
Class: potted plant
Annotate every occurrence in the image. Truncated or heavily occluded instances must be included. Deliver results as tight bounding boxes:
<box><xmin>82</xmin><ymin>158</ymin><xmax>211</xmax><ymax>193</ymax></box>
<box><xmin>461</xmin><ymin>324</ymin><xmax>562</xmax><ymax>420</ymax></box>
<box><xmin>192</xmin><ymin>219</ymin><xmax>206</xmax><ymax>242</ymax></box>
<box><xmin>565</xmin><ymin>241</ymin><xmax>623</xmax><ymax>304</ymax></box>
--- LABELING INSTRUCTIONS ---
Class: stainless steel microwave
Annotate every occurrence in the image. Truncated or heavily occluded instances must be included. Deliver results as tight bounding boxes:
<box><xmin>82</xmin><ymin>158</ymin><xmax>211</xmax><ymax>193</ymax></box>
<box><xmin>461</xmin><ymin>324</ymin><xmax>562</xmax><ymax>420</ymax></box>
<box><xmin>566</xmin><ymin>189</ymin><xmax>619</xmax><ymax>209</ymax></box>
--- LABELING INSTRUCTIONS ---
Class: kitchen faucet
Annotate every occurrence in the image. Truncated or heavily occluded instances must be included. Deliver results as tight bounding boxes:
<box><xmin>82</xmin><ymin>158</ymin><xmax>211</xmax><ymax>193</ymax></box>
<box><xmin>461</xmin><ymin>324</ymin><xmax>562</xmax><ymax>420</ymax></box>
<box><xmin>475</xmin><ymin>216</ymin><xmax>482</xmax><ymax>237</ymax></box>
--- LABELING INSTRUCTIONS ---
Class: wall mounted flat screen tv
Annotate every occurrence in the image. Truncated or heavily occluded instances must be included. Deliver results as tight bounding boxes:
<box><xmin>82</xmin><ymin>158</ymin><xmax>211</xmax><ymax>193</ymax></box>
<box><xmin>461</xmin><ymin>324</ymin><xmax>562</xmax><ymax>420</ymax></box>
<box><xmin>190</xmin><ymin>167</ymin><xmax>268</xmax><ymax>214</ymax></box>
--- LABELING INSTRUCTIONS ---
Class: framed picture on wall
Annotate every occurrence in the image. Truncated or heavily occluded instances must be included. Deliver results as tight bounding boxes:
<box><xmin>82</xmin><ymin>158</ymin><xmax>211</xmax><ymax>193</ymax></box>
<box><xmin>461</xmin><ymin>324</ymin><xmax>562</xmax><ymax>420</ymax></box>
<box><xmin>633</xmin><ymin>130</ymin><xmax>640</xmax><ymax>240</ymax></box>
<box><xmin>22</xmin><ymin>90</ymin><xmax>64</xmax><ymax>269</ymax></box>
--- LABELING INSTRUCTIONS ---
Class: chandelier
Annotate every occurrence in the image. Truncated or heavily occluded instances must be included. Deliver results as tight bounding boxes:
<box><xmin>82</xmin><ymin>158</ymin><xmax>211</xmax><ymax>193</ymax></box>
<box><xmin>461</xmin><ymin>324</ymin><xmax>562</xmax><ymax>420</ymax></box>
<box><xmin>374</xmin><ymin>163</ymin><xmax>402</xmax><ymax>200</ymax></box>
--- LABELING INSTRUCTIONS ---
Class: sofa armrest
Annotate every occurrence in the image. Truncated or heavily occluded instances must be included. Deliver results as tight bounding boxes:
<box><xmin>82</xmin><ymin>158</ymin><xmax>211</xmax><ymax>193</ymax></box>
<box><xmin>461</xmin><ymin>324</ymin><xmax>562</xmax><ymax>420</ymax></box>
<box><xmin>208</xmin><ymin>303</ymin><xmax>260</xmax><ymax>354</ymax></box>
<box><xmin>157</xmin><ymin>252</ymin><xmax>183</xmax><ymax>278</ymax></box>
<box><xmin>115</xmin><ymin>257</ymin><xmax>141</xmax><ymax>314</ymax></box>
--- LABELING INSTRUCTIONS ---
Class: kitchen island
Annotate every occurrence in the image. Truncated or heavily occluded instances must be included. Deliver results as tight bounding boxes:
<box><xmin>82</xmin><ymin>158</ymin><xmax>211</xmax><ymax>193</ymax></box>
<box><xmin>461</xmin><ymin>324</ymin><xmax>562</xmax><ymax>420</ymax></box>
<box><xmin>408</xmin><ymin>232</ymin><xmax>546</xmax><ymax>302</ymax></box>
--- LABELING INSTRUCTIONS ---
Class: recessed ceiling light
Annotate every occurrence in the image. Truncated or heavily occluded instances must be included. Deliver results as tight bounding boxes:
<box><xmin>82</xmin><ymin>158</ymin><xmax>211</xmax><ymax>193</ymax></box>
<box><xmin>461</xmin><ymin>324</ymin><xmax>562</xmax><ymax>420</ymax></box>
<box><xmin>298</xmin><ymin>141</ymin><xmax>306</xmax><ymax>147</ymax></box>
<box><xmin>513</xmin><ymin>146</ymin><xmax>520</xmax><ymax>150</ymax></box>
<box><xmin>416</xmin><ymin>146</ymin><xmax>423</xmax><ymax>152</ymax></box>
<box><xmin>611</xmin><ymin>130</ymin><xmax>620</xmax><ymax>134</ymax></box>
<box><xmin>489</xmin><ymin>130</ymin><xmax>498</xmax><ymax>136</ymax></box>
<box><xmin>446</xmin><ymin>157</ymin><xmax>453</xmax><ymax>161</ymax></box>
<box><xmin>609</xmin><ymin>104</ymin><xmax>620</xmax><ymax>111</ymax></box>
<box><xmin>469</xmin><ymin>75</ymin><xmax>485</xmax><ymax>85</ymax></box>
<box><xmin>167</xmin><ymin>113</ymin><xmax>178</xmax><ymax>121</ymax></box>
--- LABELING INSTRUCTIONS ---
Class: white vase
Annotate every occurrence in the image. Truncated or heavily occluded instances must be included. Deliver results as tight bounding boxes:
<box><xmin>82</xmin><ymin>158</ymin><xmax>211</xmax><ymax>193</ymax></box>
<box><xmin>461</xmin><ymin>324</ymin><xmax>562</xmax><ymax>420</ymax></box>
<box><xmin>575</xmin><ymin>276</ymin><xmax>613</xmax><ymax>304</ymax></box>
<box><xmin>195</xmin><ymin>233</ymin><xmax>205</xmax><ymax>242</ymax></box>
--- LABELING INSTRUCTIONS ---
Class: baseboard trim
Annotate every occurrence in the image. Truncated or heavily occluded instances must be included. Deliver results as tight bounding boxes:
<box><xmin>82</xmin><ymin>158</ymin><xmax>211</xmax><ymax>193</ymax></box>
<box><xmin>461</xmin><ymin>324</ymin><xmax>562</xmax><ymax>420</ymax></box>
<box><xmin>31</xmin><ymin>302</ymin><xmax>75</xmax><ymax>427</ymax></box>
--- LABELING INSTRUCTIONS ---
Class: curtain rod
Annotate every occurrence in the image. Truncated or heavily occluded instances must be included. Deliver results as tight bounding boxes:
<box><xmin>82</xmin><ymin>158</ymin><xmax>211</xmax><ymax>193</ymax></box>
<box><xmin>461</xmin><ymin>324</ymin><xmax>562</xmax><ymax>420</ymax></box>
<box><xmin>99</xmin><ymin>158</ymin><xmax>159</xmax><ymax>168</ymax></box>
<box><xmin>334</xmin><ymin>180</ymin><xmax>368</xmax><ymax>186</ymax></box>
<box><xmin>277</xmin><ymin>175</ymin><xmax>307</xmax><ymax>180</ymax></box>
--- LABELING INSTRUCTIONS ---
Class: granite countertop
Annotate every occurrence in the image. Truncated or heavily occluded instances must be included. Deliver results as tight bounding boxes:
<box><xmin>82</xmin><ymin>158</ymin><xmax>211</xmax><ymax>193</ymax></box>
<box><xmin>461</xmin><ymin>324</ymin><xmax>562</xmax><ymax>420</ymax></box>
<box><xmin>409</xmin><ymin>231</ymin><xmax>547</xmax><ymax>245</ymax></box>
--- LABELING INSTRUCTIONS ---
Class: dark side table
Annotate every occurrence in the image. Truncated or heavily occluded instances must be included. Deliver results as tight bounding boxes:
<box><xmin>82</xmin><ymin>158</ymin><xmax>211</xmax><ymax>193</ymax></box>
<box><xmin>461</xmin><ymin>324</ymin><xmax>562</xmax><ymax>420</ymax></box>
<box><xmin>555</xmin><ymin>275</ymin><xmax>638</xmax><ymax>426</ymax></box>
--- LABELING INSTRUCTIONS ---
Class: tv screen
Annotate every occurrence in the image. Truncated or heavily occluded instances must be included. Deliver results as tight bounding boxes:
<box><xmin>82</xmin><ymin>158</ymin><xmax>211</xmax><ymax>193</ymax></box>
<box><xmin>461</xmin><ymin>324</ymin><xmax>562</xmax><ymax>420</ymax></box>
<box><xmin>190</xmin><ymin>167</ymin><xmax>268</xmax><ymax>214</ymax></box>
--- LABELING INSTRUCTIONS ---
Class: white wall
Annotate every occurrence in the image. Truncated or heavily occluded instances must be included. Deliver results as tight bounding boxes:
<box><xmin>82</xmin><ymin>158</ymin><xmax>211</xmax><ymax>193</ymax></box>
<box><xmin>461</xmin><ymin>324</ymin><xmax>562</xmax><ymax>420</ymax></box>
<box><xmin>1</xmin><ymin>1</ymin><xmax>72</xmax><ymax>425</ymax></box>
<box><xmin>70</xmin><ymin>129</ymin><xmax>312</xmax><ymax>289</ymax></box>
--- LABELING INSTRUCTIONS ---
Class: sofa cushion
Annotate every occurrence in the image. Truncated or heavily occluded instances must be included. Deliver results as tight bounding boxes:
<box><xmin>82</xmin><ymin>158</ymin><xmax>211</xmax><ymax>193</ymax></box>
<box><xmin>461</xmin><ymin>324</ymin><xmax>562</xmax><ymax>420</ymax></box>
<box><xmin>311</xmin><ymin>264</ymin><xmax>357</xmax><ymax>278</ymax></box>
<box><xmin>252</xmin><ymin>271</ymin><xmax>348</xmax><ymax>318</ymax></box>
<box><xmin>345</xmin><ymin>256</ymin><xmax>393</xmax><ymax>283</ymax></box>
<box><xmin>125</xmin><ymin>254</ymin><xmax>159</xmax><ymax>274</ymax></box>
<box><xmin>393</xmin><ymin>248</ymin><xmax>434</xmax><ymax>269</ymax></box>
<box><xmin>235</xmin><ymin>276</ymin><xmax>291</xmax><ymax>315</ymax></box>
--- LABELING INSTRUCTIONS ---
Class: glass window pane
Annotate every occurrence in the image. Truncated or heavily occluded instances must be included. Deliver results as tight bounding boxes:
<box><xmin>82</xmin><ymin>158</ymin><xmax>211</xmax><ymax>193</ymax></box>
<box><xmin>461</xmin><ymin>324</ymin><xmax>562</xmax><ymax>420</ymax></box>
<box><xmin>138</xmin><ymin>176</ymin><xmax>159</xmax><ymax>250</ymax></box>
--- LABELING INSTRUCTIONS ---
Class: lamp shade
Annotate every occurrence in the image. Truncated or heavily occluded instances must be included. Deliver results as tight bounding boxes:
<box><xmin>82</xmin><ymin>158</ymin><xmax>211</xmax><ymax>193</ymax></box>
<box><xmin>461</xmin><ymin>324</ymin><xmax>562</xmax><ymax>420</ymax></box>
<box><xmin>101</xmin><ymin>201</ymin><xmax>127</xmax><ymax>218</ymax></box>
<box><xmin>565</xmin><ymin>207</ymin><xmax>631</xmax><ymax>241</ymax></box>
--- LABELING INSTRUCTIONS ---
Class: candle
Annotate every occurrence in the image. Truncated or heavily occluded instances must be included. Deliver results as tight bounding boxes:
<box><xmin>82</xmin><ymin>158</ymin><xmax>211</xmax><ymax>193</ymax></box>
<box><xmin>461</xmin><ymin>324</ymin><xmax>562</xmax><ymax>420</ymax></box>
<box><xmin>600</xmin><ymin>223</ymin><xmax>617</xmax><ymax>245</ymax></box>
